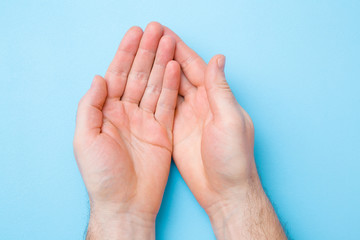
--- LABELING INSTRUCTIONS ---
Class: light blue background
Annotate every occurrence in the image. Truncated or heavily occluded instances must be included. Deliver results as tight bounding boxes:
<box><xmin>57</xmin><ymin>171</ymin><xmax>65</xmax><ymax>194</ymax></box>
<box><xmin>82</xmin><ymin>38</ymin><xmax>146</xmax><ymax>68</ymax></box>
<box><xmin>1</xmin><ymin>0</ymin><xmax>359</xmax><ymax>239</ymax></box>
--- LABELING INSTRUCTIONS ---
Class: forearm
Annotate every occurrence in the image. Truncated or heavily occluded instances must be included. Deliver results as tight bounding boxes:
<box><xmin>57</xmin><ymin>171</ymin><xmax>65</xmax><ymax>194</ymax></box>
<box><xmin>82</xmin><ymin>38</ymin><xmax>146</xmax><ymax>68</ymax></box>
<box><xmin>86</xmin><ymin>206</ymin><xmax>156</xmax><ymax>240</ymax></box>
<box><xmin>207</xmin><ymin>178</ymin><xmax>287</xmax><ymax>240</ymax></box>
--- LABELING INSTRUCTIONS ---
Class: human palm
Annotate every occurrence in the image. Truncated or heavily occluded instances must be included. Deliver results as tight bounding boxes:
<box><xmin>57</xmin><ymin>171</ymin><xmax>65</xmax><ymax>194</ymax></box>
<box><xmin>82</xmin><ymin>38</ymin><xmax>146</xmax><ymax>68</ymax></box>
<box><xmin>174</xmin><ymin>80</ymin><xmax>252</xmax><ymax>209</ymax></box>
<box><xmin>75</xmin><ymin>23</ymin><xmax>285</xmax><ymax>239</ymax></box>
<box><xmin>167</xmin><ymin>28</ymin><xmax>257</xmax><ymax>211</ymax></box>
<box><xmin>173</xmin><ymin>86</ymin><xmax>215</xmax><ymax>204</ymax></box>
<box><xmin>74</xmin><ymin>23</ymin><xmax>180</xmax><ymax>217</ymax></box>
<box><xmin>84</xmin><ymin>98</ymin><xmax>172</xmax><ymax>212</ymax></box>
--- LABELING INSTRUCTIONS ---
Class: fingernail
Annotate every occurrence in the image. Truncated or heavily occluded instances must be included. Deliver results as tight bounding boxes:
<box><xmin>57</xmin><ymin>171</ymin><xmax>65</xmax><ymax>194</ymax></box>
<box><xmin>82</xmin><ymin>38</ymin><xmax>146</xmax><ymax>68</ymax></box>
<box><xmin>217</xmin><ymin>55</ymin><xmax>226</xmax><ymax>71</ymax></box>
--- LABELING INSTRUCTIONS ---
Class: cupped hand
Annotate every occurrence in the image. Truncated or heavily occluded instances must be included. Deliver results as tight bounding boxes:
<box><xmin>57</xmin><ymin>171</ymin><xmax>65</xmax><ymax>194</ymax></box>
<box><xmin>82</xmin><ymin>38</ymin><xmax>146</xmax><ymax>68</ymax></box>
<box><xmin>73</xmin><ymin>22</ymin><xmax>180</xmax><ymax>239</ymax></box>
<box><xmin>164</xmin><ymin>27</ymin><xmax>257</xmax><ymax>212</ymax></box>
<box><xmin>164</xmin><ymin>27</ymin><xmax>286</xmax><ymax>239</ymax></box>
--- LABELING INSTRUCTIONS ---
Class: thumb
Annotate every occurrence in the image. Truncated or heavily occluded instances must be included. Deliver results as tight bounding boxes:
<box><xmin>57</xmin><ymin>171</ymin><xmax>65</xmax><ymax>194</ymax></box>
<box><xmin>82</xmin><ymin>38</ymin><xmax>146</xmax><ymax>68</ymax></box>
<box><xmin>74</xmin><ymin>75</ymin><xmax>107</xmax><ymax>142</ymax></box>
<box><xmin>205</xmin><ymin>55</ymin><xmax>237</xmax><ymax>118</ymax></box>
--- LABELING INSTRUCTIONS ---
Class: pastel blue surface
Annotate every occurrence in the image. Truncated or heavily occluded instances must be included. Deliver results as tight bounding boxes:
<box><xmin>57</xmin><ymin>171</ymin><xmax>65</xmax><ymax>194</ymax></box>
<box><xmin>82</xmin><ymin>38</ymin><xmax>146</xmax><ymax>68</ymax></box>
<box><xmin>1</xmin><ymin>0</ymin><xmax>359</xmax><ymax>239</ymax></box>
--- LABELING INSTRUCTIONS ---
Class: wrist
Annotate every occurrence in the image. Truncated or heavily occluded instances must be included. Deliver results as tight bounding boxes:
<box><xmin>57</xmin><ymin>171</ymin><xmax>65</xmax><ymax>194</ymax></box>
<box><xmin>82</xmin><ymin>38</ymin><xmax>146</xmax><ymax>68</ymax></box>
<box><xmin>205</xmin><ymin>177</ymin><xmax>286</xmax><ymax>240</ymax></box>
<box><xmin>205</xmin><ymin>178</ymin><xmax>265</xmax><ymax>237</ymax></box>
<box><xmin>87</xmin><ymin>204</ymin><xmax>156</xmax><ymax>240</ymax></box>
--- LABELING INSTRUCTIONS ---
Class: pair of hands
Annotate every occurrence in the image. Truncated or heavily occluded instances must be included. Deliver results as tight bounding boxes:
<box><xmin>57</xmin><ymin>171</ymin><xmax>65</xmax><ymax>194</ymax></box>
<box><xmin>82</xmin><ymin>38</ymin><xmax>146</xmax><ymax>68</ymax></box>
<box><xmin>74</xmin><ymin>22</ymin><xmax>286</xmax><ymax>239</ymax></box>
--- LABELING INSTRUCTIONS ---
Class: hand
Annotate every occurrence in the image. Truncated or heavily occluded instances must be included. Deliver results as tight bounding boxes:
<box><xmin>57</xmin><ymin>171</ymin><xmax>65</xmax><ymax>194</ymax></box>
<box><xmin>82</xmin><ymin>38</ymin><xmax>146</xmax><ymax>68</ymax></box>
<box><xmin>164</xmin><ymin>26</ymin><xmax>257</xmax><ymax>216</ymax></box>
<box><xmin>73</xmin><ymin>22</ymin><xmax>180</xmax><ymax>239</ymax></box>
<box><xmin>164</xmin><ymin>27</ymin><xmax>286</xmax><ymax>239</ymax></box>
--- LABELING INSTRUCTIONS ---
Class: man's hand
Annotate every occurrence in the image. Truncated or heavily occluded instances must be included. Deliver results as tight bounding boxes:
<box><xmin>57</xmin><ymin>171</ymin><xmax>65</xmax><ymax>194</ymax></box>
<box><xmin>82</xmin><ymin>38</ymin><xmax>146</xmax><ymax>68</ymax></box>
<box><xmin>164</xmin><ymin>27</ymin><xmax>287</xmax><ymax>239</ymax></box>
<box><xmin>73</xmin><ymin>22</ymin><xmax>180</xmax><ymax>239</ymax></box>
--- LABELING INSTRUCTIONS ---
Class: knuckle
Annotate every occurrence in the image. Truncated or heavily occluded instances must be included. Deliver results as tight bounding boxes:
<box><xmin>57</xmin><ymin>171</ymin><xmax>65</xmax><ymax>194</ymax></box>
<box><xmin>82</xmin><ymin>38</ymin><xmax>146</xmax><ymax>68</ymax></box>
<box><xmin>129</xmin><ymin>71</ymin><xmax>148</xmax><ymax>82</ymax></box>
<box><xmin>146</xmin><ymin>84</ymin><xmax>162</xmax><ymax>95</ymax></box>
<box><xmin>157</xmin><ymin>102</ymin><xmax>173</xmax><ymax>111</ymax></box>
<box><xmin>180</xmin><ymin>54</ymin><xmax>199</xmax><ymax>70</ymax></box>
<box><xmin>218</xmin><ymin>83</ymin><xmax>231</xmax><ymax>92</ymax></box>
<box><xmin>108</xmin><ymin>68</ymin><xmax>128</xmax><ymax>80</ymax></box>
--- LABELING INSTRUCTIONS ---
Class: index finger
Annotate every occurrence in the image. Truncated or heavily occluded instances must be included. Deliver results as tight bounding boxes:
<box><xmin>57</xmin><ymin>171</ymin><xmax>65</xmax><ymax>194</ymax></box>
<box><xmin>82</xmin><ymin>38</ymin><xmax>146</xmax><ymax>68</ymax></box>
<box><xmin>163</xmin><ymin>26</ymin><xmax>207</xmax><ymax>87</ymax></box>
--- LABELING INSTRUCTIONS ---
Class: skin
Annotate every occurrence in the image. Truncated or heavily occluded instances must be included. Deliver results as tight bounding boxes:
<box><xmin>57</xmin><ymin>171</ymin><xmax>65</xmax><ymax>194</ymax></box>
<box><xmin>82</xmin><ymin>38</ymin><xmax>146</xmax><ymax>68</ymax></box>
<box><xmin>74</xmin><ymin>22</ymin><xmax>287</xmax><ymax>239</ymax></box>
<box><xmin>164</xmin><ymin>27</ymin><xmax>287</xmax><ymax>239</ymax></box>
<box><xmin>73</xmin><ymin>22</ymin><xmax>180</xmax><ymax>239</ymax></box>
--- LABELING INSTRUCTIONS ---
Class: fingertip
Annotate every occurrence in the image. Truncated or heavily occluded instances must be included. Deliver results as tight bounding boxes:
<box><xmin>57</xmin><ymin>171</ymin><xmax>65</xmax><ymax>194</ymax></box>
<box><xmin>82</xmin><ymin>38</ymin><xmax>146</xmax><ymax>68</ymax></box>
<box><xmin>166</xmin><ymin>60</ymin><xmax>181</xmax><ymax>77</ymax></box>
<box><xmin>164</xmin><ymin>60</ymin><xmax>181</xmax><ymax>90</ymax></box>
<box><xmin>206</xmin><ymin>55</ymin><xmax>227</xmax><ymax>84</ymax></box>
<box><xmin>89</xmin><ymin>75</ymin><xmax>107</xmax><ymax>105</ymax></box>
<box><xmin>129</xmin><ymin>25</ymin><xmax>143</xmax><ymax>34</ymax></box>
<box><xmin>148</xmin><ymin>21</ymin><xmax>162</xmax><ymax>26</ymax></box>
<box><xmin>92</xmin><ymin>75</ymin><xmax>106</xmax><ymax>89</ymax></box>
<box><xmin>93</xmin><ymin>74</ymin><xmax>103</xmax><ymax>81</ymax></box>
<box><xmin>167</xmin><ymin>59</ymin><xmax>180</xmax><ymax>69</ymax></box>
<box><xmin>137</xmin><ymin>22</ymin><xmax>164</xmax><ymax>53</ymax></box>
<box><xmin>209</xmin><ymin>54</ymin><xmax>226</xmax><ymax>70</ymax></box>
<box><xmin>124</xmin><ymin>26</ymin><xmax>143</xmax><ymax>40</ymax></box>
<box><xmin>159</xmin><ymin>35</ymin><xmax>176</xmax><ymax>49</ymax></box>
<box><xmin>90</xmin><ymin>75</ymin><xmax>100</xmax><ymax>88</ymax></box>
<box><xmin>117</xmin><ymin>26</ymin><xmax>143</xmax><ymax>54</ymax></box>
<box><xmin>145</xmin><ymin>21</ymin><xmax>164</xmax><ymax>35</ymax></box>
<box><xmin>216</xmin><ymin>55</ymin><xmax>226</xmax><ymax>71</ymax></box>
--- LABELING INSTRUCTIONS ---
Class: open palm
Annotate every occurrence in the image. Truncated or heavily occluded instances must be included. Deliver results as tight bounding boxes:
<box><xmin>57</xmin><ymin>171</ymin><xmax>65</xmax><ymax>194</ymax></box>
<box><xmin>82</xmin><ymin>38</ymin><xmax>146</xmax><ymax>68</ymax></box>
<box><xmin>74</xmin><ymin>23</ymin><xmax>180</xmax><ymax>217</ymax></box>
